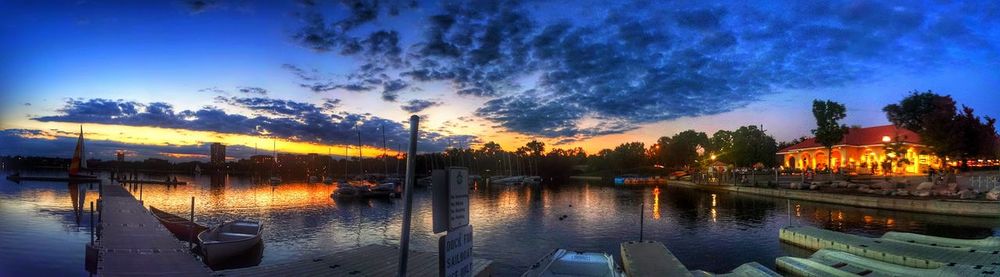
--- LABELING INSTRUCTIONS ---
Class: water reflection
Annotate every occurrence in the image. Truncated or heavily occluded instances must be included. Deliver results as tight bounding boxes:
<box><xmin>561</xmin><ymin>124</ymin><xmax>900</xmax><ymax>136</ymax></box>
<box><xmin>1</xmin><ymin>171</ymin><xmax>999</xmax><ymax>276</ymax></box>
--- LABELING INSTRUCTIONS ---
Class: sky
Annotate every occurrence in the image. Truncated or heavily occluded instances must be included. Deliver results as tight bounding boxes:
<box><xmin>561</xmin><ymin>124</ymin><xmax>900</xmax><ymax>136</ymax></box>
<box><xmin>1</xmin><ymin>0</ymin><xmax>999</xmax><ymax>162</ymax></box>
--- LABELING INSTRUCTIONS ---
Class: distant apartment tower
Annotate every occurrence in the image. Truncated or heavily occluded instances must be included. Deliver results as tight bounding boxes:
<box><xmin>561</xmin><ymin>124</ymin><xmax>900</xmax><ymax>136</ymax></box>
<box><xmin>210</xmin><ymin>143</ymin><xmax>226</xmax><ymax>166</ymax></box>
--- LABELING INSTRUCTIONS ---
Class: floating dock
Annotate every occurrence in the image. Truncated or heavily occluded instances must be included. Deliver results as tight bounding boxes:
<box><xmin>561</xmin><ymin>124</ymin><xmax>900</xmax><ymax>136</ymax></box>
<box><xmin>215</xmin><ymin>244</ymin><xmax>492</xmax><ymax>277</ymax></box>
<box><xmin>620</xmin><ymin>241</ymin><xmax>779</xmax><ymax>277</ymax></box>
<box><xmin>90</xmin><ymin>183</ymin><xmax>211</xmax><ymax>276</ymax></box>
<box><xmin>779</xmin><ymin>226</ymin><xmax>1000</xmax><ymax>276</ymax></box>
<box><xmin>113</xmin><ymin>178</ymin><xmax>187</xmax><ymax>185</ymax></box>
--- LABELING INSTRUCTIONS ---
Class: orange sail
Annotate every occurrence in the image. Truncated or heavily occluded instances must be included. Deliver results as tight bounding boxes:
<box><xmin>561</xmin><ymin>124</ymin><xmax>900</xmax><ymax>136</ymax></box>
<box><xmin>69</xmin><ymin>126</ymin><xmax>86</xmax><ymax>176</ymax></box>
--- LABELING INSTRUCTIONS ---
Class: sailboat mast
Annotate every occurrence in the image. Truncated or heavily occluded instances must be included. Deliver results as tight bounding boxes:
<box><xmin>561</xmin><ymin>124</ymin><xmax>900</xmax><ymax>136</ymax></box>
<box><xmin>382</xmin><ymin>124</ymin><xmax>388</xmax><ymax>177</ymax></box>
<box><xmin>357</xmin><ymin>125</ymin><xmax>363</xmax><ymax>175</ymax></box>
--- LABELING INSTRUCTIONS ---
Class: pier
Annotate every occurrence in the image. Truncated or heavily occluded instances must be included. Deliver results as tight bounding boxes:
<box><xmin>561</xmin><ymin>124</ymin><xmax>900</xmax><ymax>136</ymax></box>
<box><xmin>89</xmin><ymin>183</ymin><xmax>211</xmax><ymax>276</ymax></box>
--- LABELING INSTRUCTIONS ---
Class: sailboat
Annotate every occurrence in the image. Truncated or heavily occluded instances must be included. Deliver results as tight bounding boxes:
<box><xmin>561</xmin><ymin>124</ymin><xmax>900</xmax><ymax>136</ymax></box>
<box><xmin>69</xmin><ymin>126</ymin><xmax>97</xmax><ymax>179</ymax></box>
<box><xmin>269</xmin><ymin>140</ymin><xmax>282</xmax><ymax>185</ymax></box>
<box><xmin>7</xmin><ymin>126</ymin><xmax>100</xmax><ymax>183</ymax></box>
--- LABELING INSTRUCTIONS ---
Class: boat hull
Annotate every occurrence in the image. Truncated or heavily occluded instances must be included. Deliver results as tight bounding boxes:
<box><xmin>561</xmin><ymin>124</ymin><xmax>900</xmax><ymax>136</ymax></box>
<box><xmin>150</xmin><ymin>206</ymin><xmax>206</xmax><ymax>243</ymax></box>
<box><xmin>198</xmin><ymin>221</ymin><xmax>263</xmax><ymax>266</ymax></box>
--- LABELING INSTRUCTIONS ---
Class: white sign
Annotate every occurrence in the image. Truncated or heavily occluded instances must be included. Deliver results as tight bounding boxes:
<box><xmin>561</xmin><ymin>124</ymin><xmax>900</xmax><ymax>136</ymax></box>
<box><xmin>448</xmin><ymin>168</ymin><xmax>469</xmax><ymax>230</ymax></box>
<box><xmin>439</xmin><ymin>225</ymin><xmax>473</xmax><ymax>277</ymax></box>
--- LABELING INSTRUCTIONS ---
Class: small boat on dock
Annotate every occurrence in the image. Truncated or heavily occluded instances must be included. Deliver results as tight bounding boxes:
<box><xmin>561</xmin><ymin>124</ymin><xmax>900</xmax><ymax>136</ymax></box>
<box><xmin>522</xmin><ymin>248</ymin><xmax>625</xmax><ymax>277</ymax></box>
<box><xmin>149</xmin><ymin>206</ymin><xmax>206</xmax><ymax>243</ymax></box>
<box><xmin>198</xmin><ymin>220</ymin><xmax>263</xmax><ymax>266</ymax></box>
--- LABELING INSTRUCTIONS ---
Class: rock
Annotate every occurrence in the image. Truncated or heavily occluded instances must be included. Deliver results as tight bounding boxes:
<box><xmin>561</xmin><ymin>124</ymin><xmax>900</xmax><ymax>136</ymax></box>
<box><xmin>878</xmin><ymin>190</ymin><xmax>891</xmax><ymax>195</ymax></box>
<box><xmin>947</xmin><ymin>183</ymin><xmax>959</xmax><ymax>192</ymax></box>
<box><xmin>986</xmin><ymin>188</ymin><xmax>1000</xmax><ymax>201</ymax></box>
<box><xmin>916</xmin><ymin>182</ymin><xmax>934</xmax><ymax>191</ymax></box>
<box><xmin>809</xmin><ymin>184</ymin><xmax>820</xmax><ymax>190</ymax></box>
<box><xmin>895</xmin><ymin>189</ymin><xmax>910</xmax><ymax>197</ymax></box>
<box><xmin>913</xmin><ymin>190</ymin><xmax>931</xmax><ymax>197</ymax></box>
<box><xmin>856</xmin><ymin>184</ymin><xmax>870</xmax><ymax>191</ymax></box>
<box><xmin>958</xmin><ymin>190</ymin><xmax>977</xmax><ymax>200</ymax></box>
<box><xmin>846</xmin><ymin>183</ymin><xmax>859</xmax><ymax>189</ymax></box>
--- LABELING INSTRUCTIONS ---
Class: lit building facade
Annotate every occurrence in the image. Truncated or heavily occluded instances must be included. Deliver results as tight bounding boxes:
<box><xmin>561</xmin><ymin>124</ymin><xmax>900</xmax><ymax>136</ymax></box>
<box><xmin>777</xmin><ymin>125</ymin><xmax>940</xmax><ymax>174</ymax></box>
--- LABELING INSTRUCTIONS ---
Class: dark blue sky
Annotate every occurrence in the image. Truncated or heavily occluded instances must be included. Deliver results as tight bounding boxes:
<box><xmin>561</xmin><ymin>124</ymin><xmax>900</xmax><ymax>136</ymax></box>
<box><xmin>1</xmin><ymin>0</ymin><xmax>999</xmax><ymax>160</ymax></box>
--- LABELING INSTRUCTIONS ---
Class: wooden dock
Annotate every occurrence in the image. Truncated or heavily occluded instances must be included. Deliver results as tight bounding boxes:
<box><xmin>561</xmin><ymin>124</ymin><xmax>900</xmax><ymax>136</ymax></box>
<box><xmin>91</xmin><ymin>183</ymin><xmax>211</xmax><ymax>276</ymax></box>
<box><xmin>215</xmin><ymin>244</ymin><xmax>493</xmax><ymax>277</ymax></box>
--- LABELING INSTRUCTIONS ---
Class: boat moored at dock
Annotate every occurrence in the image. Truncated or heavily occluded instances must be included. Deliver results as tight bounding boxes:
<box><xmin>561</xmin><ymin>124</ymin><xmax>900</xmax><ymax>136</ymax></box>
<box><xmin>150</xmin><ymin>206</ymin><xmax>207</xmax><ymax>243</ymax></box>
<box><xmin>522</xmin><ymin>248</ymin><xmax>625</xmax><ymax>277</ymax></box>
<box><xmin>197</xmin><ymin>220</ymin><xmax>263</xmax><ymax>266</ymax></box>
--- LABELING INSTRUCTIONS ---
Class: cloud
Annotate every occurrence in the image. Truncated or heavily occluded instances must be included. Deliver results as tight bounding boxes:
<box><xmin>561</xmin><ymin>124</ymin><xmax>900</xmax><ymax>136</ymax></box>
<box><xmin>184</xmin><ymin>0</ymin><xmax>218</xmax><ymax>14</ymax></box>
<box><xmin>237</xmin><ymin>86</ymin><xmax>268</xmax><ymax>95</ymax></box>
<box><xmin>32</xmin><ymin>98</ymin><xmax>475</xmax><ymax>152</ymax></box>
<box><xmin>282</xmin><ymin>0</ymin><xmax>999</xmax><ymax>140</ymax></box>
<box><xmin>399</xmin><ymin>99</ymin><xmax>440</xmax><ymax>113</ymax></box>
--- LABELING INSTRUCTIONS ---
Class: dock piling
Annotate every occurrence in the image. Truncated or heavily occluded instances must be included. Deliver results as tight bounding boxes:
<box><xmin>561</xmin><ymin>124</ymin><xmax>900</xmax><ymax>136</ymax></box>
<box><xmin>639</xmin><ymin>201</ymin><xmax>645</xmax><ymax>241</ymax></box>
<box><xmin>90</xmin><ymin>201</ymin><xmax>94</xmax><ymax>244</ymax></box>
<box><xmin>189</xmin><ymin>197</ymin><xmax>194</xmax><ymax>250</ymax></box>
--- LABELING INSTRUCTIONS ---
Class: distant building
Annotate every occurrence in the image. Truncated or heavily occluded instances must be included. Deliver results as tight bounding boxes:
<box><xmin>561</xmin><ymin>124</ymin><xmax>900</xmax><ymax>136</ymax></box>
<box><xmin>210</xmin><ymin>143</ymin><xmax>226</xmax><ymax>166</ymax></box>
<box><xmin>116</xmin><ymin>151</ymin><xmax>125</xmax><ymax>162</ymax></box>
<box><xmin>777</xmin><ymin>125</ymin><xmax>940</xmax><ymax>175</ymax></box>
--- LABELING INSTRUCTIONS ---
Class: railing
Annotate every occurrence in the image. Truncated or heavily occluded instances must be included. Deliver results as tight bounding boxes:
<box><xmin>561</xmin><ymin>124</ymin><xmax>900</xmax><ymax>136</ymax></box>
<box><xmin>968</xmin><ymin>175</ymin><xmax>1000</xmax><ymax>192</ymax></box>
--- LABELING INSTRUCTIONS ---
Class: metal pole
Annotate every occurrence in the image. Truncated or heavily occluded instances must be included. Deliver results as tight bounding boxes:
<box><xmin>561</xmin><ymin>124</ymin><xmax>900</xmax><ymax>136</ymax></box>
<box><xmin>639</xmin><ymin>201</ymin><xmax>645</xmax><ymax>241</ymax></box>
<box><xmin>189</xmin><ymin>197</ymin><xmax>194</xmax><ymax>249</ymax></box>
<box><xmin>139</xmin><ymin>182</ymin><xmax>143</xmax><ymax>204</ymax></box>
<box><xmin>787</xmin><ymin>199</ymin><xmax>791</xmax><ymax>226</ymax></box>
<box><xmin>90</xmin><ymin>201</ymin><xmax>94</xmax><ymax>244</ymax></box>
<box><xmin>397</xmin><ymin>115</ymin><xmax>419</xmax><ymax>277</ymax></box>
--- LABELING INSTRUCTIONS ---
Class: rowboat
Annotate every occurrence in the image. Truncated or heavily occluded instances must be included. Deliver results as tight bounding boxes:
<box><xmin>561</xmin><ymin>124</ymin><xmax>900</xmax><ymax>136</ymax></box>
<box><xmin>522</xmin><ymin>249</ymin><xmax>625</xmax><ymax>277</ymax></box>
<box><xmin>197</xmin><ymin>220</ymin><xmax>263</xmax><ymax>265</ymax></box>
<box><xmin>149</xmin><ymin>206</ymin><xmax>206</xmax><ymax>243</ymax></box>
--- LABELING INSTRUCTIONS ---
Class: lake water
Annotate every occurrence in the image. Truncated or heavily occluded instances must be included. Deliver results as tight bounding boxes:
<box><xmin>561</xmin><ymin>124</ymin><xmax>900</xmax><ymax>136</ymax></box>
<box><xmin>1</xmin><ymin>170</ymin><xmax>998</xmax><ymax>276</ymax></box>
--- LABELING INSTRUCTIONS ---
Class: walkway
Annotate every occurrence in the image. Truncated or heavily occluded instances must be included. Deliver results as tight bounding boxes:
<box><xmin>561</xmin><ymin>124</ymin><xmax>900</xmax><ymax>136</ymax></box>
<box><xmin>92</xmin><ymin>183</ymin><xmax>211</xmax><ymax>276</ymax></box>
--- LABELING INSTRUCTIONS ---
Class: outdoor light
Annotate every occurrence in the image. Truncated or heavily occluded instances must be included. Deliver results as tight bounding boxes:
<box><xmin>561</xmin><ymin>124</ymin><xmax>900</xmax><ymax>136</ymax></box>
<box><xmin>710</xmin><ymin>154</ymin><xmax>717</xmax><ymax>160</ymax></box>
<box><xmin>882</xmin><ymin>136</ymin><xmax>891</xmax><ymax>143</ymax></box>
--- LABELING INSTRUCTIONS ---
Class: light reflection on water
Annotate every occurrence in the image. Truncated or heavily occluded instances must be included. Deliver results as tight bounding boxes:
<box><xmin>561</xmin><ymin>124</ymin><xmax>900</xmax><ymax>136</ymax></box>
<box><xmin>1</xmin><ymin>170</ymin><xmax>998</xmax><ymax>276</ymax></box>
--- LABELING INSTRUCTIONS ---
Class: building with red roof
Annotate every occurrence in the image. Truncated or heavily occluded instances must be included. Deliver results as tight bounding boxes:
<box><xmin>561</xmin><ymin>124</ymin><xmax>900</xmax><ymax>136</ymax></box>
<box><xmin>777</xmin><ymin>125</ymin><xmax>939</xmax><ymax>174</ymax></box>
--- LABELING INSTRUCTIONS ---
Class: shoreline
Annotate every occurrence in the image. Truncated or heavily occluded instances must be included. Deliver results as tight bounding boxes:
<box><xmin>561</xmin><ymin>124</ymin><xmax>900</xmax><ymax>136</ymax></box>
<box><xmin>667</xmin><ymin>181</ymin><xmax>1000</xmax><ymax>218</ymax></box>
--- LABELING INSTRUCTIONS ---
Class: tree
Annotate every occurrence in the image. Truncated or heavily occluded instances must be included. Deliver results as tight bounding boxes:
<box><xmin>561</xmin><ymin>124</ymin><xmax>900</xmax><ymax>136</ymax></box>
<box><xmin>663</xmin><ymin>130</ymin><xmax>709</xmax><ymax>168</ymax></box>
<box><xmin>525</xmin><ymin>140</ymin><xmax>545</xmax><ymax>156</ymax></box>
<box><xmin>708</xmin><ymin>130</ymin><xmax>734</xmax><ymax>163</ymax></box>
<box><xmin>884</xmin><ymin>91</ymin><xmax>998</xmax><ymax>169</ymax></box>
<box><xmin>883</xmin><ymin>91</ymin><xmax>959</xmax><ymax>161</ymax></box>
<box><xmin>614</xmin><ymin>142</ymin><xmax>647</xmax><ymax>171</ymax></box>
<box><xmin>729</xmin><ymin>126</ymin><xmax>778</xmax><ymax>167</ymax></box>
<box><xmin>811</xmin><ymin>99</ymin><xmax>848</xmax><ymax>178</ymax></box>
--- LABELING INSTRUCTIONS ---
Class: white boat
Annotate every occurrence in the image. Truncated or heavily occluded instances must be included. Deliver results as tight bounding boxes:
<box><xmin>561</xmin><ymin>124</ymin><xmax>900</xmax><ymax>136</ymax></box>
<box><xmin>197</xmin><ymin>220</ymin><xmax>263</xmax><ymax>265</ymax></box>
<box><xmin>523</xmin><ymin>176</ymin><xmax>542</xmax><ymax>185</ymax></box>
<box><xmin>522</xmin><ymin>249</ymin><xmax>625</xmax><ymax>277</ymax></box>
